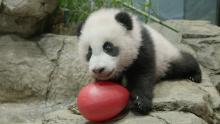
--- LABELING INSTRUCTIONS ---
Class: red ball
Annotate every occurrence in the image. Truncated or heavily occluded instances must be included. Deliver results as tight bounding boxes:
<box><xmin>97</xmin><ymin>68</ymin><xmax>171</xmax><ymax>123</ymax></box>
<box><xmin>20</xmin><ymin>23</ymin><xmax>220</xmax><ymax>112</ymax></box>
<box><xmin>77</xmin><ymin>81</ymin><xmax>129</xmax><ymax>122</ymax></box>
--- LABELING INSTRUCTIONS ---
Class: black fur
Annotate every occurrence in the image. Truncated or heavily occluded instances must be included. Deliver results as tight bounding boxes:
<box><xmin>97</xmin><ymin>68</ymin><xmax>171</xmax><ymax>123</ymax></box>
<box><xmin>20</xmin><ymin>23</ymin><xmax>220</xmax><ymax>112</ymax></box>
<box><xmin>125</xmin><ymin>26</ymin><xmax>156</xmax><ymax>114</ymax></box>
<box><xmin>161</xmin><ymin>52</ymin><xmax>202</xmax><ymax>83</ymax></box>
<box><xmin>86</xmin><ymin>46</ymin><xmax>92</xmax><ymax>61</ymax></box>
<box><xmin>103</xmin><ymin>41</ymin><xmax>119</xmax><ymax>57</ymax></box>
<box><xmin>76</xmin><ymin>21</ymin><xmax>85</xmax><ymax>37</ymax></box>
<box><xmin>115</xmin><ymin>12</ymin><xmax>133</xmax><ymax>30</ymax></box>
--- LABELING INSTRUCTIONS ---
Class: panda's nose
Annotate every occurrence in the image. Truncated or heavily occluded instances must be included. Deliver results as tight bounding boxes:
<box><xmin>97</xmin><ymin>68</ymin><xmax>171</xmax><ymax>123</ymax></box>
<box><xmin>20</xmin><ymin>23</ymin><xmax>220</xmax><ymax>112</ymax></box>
<box><xmin>92</xmin><ymin>67</ymin><xmax>105</xmax><ymax>74</ymax></box>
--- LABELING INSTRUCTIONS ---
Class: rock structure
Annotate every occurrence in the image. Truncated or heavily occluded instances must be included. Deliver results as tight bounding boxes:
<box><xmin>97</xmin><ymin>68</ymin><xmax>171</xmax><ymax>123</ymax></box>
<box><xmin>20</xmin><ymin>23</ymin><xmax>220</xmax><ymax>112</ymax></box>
<box><xmin>0</xmin><ymin>3</ymin><xmax>219</xmax><ymax>123</ymax></box>
<box><xmin>0</xmin><ymin>20</ymin><xmax>220</xmax><ymax>124</ymax></box>
<box><xmin>0</xmin><ymin>0</ymin><xmax>57</xmax><ymax>37</ymax></box>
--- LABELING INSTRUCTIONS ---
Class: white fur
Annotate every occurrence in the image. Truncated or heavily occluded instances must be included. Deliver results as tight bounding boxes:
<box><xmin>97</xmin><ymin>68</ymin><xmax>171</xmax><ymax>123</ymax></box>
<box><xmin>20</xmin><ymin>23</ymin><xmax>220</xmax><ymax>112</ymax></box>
<box><xmin>145</xmin><ymin>25</ymin><xmax>181</xmax><ymax>78</ymax></box>
<box><xmin>78</xmin><ymin>8</ymin><xmax>142</xmax><ymax>79</ymax></box>
<box><xmin>78</xmin><ymin>8</ymin><xmax>181</xmax><ymax>80</ymax></box>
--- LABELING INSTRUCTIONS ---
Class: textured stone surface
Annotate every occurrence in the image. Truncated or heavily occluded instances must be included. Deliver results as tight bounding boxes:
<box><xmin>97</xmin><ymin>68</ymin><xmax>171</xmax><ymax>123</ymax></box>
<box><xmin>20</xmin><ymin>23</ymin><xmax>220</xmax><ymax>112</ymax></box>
<box><xmin>0</xmin><ymin>0</ymin><xmax>58</xmax><ymax>37</ymax></box>
<box><xmin>151</xmin><ymin>111</ymin><xmax>207</xmax><ymax>124</ymax></box>
<box><xmin>153</xmin><ymin>81</ymin><xmax>214</xmax><ymax>123</ymax></box>
<box><xmin>0</xmin><ymin>35</ymin><xmax>53</xmax><ymax>101</ymax></box>
<box><xmin>215</xmin><ymin>111</ymin><xmax>220</xmax><ymax>124</ymax></box>
<box><xmin>1</xmin><ymin>20</ymin><xmax>220</xmax><ymax>123</ymax></box>
<box><xmin>2</xmin><ymin>0</ymin><xmax>57</xmax><ymax>17</ymax></box>
<box><xmin>0</xmin><ymin>34</ymin><xmax>91</xmax><ymax>123</ymax></box>
<box><xmin>37</xmin><ymin>34</ymin><xmax>91</xmax><ymax>101</ymax></box>
<box><xmin>155</xmin><ymin>20</ymin><xmax>220</xmax><ymax>123</ymax></box>
<box><xmin>166</xmin><ymin>20</ymin><xmax>220</xmax><ymax>38</ymax></box>
<box><xmin>0</xmin><ymin>101</ymin><xmax>44</xmax><ymax>124</ymax></box>
<box><xmin>0</xmin><ymin>14</ymin><xmax>43</xmax><ymax>36</ymax></box>
<box><xmin>0</xmin><ymin>34</ymin><xmax>90</xmax><ymax>102</ymax></box>
<box><xmin>42</xmin><ymin>109</ymin><xmax>208</xmax><ymax>124</ymax></box>
<box><xmin>43</xmin><ymin>109</ymin><xmax>87</xmax><ymax>124</ymax></box>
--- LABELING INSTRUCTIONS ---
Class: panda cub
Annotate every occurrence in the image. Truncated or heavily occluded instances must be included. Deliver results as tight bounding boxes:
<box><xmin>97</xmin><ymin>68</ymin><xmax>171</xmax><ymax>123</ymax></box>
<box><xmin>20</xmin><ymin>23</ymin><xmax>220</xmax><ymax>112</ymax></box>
<box><xmin>76</xmin><ymin>8</ymin><xmax>202</xmax><ymax>114</ymax></box>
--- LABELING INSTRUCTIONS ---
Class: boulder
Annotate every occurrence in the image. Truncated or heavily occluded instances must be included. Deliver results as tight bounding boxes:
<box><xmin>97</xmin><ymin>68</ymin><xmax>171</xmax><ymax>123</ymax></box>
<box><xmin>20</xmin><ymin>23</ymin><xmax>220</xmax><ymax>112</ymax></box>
<box><xmin>0</xmin><ymin>35</ymin><xmax>53</xmax><ymax>101</ymax></box>
<box><xmin>0</xmin><ymin>0</ymin><xmax>58</xmax><ymax>37</ymax></box>
<box><xmin>153</xmin><ymin>81</ymin><xmax>214</xmax><ymax>123</ymax></box>
<box><xmin>0</xmin><ymin>34</ymin><xmax>91</xmax><ymax>123</ymax></box>
<box><xmin>37</xmin><ymin>34</ymin><xmax>92</xmax><ymax>102</ymax></box>
<box><xmin>0</xmin><ymin>34</ymin><xmax>90</xmax><ymax>103</ymax></box>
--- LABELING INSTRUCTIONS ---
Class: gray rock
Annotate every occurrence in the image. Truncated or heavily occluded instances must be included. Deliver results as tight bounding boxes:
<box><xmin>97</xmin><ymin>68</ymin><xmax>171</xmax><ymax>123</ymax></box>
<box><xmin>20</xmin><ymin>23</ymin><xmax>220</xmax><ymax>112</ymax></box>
<box><xmin>151</xmin><ymin>111</ymin><xmax>207</xmax><ymax>124</ymax></box>
<box><xmin>116</xmin><ymin>115</ymin><xmax>165</xmax><ymax>124</ymax></box>
<box><xmin>215</xmin><ymin>111</ymin><xmax>220</xmax><ymax>124</ymax></box>
<box><xmin>0</xmin><ymin>35</ymin><xmax>53</xmax><ymax>101</ymax></box>
<box><xmin>153</xmin><ymin>81</ymin><xmax>214</xmax><ymax>123</ymax></box>
<box><xmin>210</xmin><ymin>74</ymin><xmax>220</xmax><ymax>94</ymax></box>
<box><xmin>0</xmin><ymin>34</ymin><xmax>91</xmax><ymax>123</ymax></box>
<box><xmin>182</xmin><ymin>36</ymin><xmax>220</xmax><ymax>71</ymax></box>
<box><xmin>166</xmin><ymin>20</ymin><xmax>220</xmax><ymax>38</ymax></box>
<box><xmin>0</xmin><ymin>14</ymin><xmax>45</xmax><ymax>37</ymax></box>
<box><xmin>43</xmin><ymin>109</ymin><xmax>87</xmax><ymax>124</ymax></box>
<box><xmin>2</xmin><ymin>0</ymin><xmax>57</xmax><ymax>17</ymax></box>
<box><xmin>43</xmin><ymin>109</ymin><xmax>166</xmax><ymax>124</ymax></box>
<box><xmin>0</xmin><ymin>34</ymin><xmax>90</xmax><ymax>102</ymax></box>
<box><xmin>0</xmin><ymin>101</ymin><xmax>44</xmax><ymax>124</ymax></box>
<box><xmin>43</xmin><ymin>109</ymin><xmax>207</xmax><ymax>124</ymax></box>
<box><xmin>37</xmin><ymin>34</ymin><xmax>92</xmax><ymax>101</ymax></box>
<box><xmin>118</xmin><ymin>111</ymin><xmax>207</xmax><ymax>124</ymax></box>
<box><xmin>0</xmin><ymin>0</ymin><xmax>58</xmax><ymax>37</ymax></box>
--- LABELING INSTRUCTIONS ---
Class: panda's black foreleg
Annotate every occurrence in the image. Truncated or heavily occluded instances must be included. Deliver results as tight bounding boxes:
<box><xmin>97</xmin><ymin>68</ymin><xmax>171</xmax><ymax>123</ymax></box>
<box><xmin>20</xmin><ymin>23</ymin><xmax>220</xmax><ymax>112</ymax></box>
<box><xmin>125</xmin><ymin>26</ymin><xmax>156</xmax><ymax>115</ymax></box>
<box><xmin>161</xmin><ymin>52</ymin><xmax>202</xmax><ymax>83</ymax></box>
<box><xmin>126</xmin><ymin>70</ymin><xmax>156</xmax><ymax>115</ymax></box>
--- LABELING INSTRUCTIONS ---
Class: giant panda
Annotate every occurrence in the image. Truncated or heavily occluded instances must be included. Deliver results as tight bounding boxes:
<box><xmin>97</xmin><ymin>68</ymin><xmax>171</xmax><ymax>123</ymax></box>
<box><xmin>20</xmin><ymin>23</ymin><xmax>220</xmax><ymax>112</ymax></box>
<box><xmin>76</xmin><ymin>8</ymin><xmax>202</xmax><ymax>114</ymax></box>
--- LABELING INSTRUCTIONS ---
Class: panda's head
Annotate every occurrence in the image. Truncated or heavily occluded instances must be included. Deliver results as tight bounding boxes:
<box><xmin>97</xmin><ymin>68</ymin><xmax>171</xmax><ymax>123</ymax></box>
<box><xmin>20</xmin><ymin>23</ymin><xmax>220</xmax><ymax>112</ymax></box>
<box><xmin>77</xmin><ymin>9</ymin><xmax>142</xmax><ymax>80</ymax></box>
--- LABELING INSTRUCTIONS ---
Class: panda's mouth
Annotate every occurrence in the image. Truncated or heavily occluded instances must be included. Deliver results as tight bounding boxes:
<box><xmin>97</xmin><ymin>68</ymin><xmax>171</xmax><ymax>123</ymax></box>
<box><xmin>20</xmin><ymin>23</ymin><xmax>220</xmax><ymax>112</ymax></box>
<box><xmin>94</xmin><ymin>70</ymin><xmax>114</xmax><ymax>80</ymax></box>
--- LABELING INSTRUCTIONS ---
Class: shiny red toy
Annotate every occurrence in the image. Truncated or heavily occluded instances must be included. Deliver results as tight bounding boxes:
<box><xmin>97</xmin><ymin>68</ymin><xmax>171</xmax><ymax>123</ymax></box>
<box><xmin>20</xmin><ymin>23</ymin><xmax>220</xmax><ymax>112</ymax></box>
<box><xmin>77</xmin><ymin>81</ymin><xmax>129</xmax><ymax>122</ymax></box>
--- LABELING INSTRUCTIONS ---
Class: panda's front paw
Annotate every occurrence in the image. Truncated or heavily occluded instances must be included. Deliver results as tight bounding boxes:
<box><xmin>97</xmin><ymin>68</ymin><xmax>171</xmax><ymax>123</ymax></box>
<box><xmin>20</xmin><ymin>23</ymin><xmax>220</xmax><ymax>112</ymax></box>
<box><xmin>189</xmin><ymin>73</ymin><xmax>201</xmax><ymax>83</ymax></box>
<box><xmin>131</xmin><ymin>93</ymin><xmax>152</xmax><ymax>115</ymax></box>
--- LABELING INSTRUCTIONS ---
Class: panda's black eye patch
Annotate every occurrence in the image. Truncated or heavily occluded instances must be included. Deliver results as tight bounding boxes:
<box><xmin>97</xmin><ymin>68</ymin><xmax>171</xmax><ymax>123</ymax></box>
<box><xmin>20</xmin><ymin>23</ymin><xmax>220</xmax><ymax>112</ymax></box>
<box><xmin>103</xmin><ymin>42</ymin><xmax>119</xmax><ymax>56</ymax></box>
<box><xmin>86</xmin><ymin>46</ymin><xmax>92</xmax><ymax>61</ymax></box>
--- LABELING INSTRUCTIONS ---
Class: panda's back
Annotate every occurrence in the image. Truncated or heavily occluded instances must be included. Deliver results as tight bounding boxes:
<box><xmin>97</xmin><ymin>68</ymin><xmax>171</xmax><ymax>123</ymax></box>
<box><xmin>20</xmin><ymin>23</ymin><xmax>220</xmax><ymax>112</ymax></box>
<box><xmin>144</xmin><ymin>25</ymin><xmax>181</xmax><ymax>78</ymax></box>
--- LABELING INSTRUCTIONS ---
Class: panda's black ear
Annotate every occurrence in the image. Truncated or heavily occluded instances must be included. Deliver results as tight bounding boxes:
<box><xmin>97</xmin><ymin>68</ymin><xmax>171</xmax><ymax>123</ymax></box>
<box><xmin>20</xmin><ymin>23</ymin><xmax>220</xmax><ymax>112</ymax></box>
<box><xmin>115</xmin><ymin>12</ymin><xmax>133</xmax><ymax>30</ymax></box>
<box><xmin>76</xmin><ymin>21</ymin><xmax>85</xmax><ymax>37</ymax></box>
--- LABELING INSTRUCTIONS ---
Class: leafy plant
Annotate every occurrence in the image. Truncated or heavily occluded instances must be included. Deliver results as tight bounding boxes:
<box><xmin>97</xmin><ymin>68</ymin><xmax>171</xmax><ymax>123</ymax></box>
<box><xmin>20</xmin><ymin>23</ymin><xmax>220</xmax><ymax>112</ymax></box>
<box><xmin>58</xmin><ymin>0</ymin><xmax>138</xmax><ymax>24</ymax></box>
<box><xmin>58</xmin><ymin>0</ymin><xmax>90</xmax><ymax>24</ymax></box>
<box><xmin>58</xmin><ymin>0</ymin><xmax>178</xmax><ymax>32</ymax></box>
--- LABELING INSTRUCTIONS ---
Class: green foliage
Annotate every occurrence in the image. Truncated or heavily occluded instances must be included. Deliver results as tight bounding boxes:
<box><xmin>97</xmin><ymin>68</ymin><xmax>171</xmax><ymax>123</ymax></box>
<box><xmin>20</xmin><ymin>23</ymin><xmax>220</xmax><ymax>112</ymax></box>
<box><xmin>58</xmin><ymin>0</ymin><xmax>147</xmax><ymax>24</ymax></box>
<box><xmin>58</xmin><ymin>0</ymin><xmax>178</xmax><ymax>32</ymax></box>
<box><xmin>58</xmin><ymin>0</ymin><xmax>90</xmax><ymax>24</ymax></box>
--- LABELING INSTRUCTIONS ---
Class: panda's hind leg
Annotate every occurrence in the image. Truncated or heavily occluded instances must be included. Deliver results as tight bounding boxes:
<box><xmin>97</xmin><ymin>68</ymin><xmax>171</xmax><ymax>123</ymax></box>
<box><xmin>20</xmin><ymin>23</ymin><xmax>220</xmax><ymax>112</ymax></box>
<box><xmin>161</xmin><ymin>52</ymin><xmax>202</xmax><ymax>83</ymax></box>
